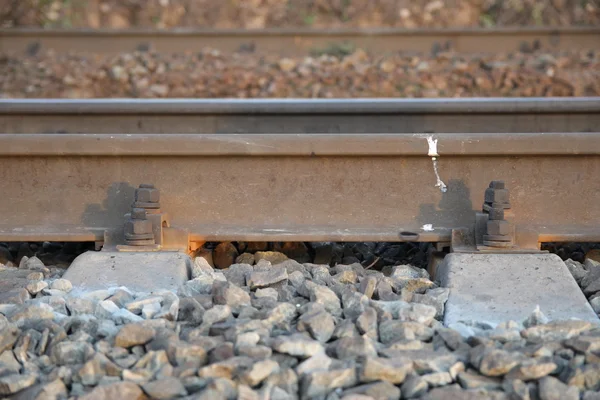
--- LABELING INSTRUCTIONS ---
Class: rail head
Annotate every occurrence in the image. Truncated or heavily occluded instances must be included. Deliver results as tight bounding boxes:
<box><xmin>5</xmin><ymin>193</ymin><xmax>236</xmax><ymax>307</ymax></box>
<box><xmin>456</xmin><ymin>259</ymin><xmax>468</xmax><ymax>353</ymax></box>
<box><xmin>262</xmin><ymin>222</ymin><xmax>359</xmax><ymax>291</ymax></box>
<box><xmin>2</xmin><ymin>132</ymin><xmax>600</xmax><ymax>156</ymax></box>
<box><xmin>2</xmin><ymin>26</ymin><xmax>600</xmax><ymax>37</ymax></box>
<box><xmin>1</xmin><ymin>98</ymin><xmax>600</xmax><ymax>115</ymax></box>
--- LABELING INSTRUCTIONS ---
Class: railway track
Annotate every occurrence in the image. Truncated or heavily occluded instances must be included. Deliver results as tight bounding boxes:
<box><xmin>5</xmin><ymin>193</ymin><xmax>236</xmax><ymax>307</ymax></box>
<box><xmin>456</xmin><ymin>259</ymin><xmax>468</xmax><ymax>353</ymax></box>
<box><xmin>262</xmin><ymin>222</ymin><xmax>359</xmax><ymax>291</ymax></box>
<box><xmin>0</xmin><ymin>97</ymin><xmax>599</xmax><ymax>250</ymax></box>
<box><xmin>3</xmin><ymin>98</ymin><xmax>600</xmax><ymax>134</ymax></box>
<box><xmin>1</xmin><ymin>27</ymin><xmax>600</xmax><ymax>57</ymax></box>
<box><xmin>1</xmin><ymin>97</ymin><xmax>599</xmax><ymax>398</ymax></box>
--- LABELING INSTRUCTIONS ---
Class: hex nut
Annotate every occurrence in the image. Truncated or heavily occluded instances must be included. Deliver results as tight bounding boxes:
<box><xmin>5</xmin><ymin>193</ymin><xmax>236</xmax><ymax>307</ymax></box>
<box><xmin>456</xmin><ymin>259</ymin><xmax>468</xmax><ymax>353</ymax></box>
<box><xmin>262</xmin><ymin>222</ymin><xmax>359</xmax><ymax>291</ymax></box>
<box><xmin>484</xmin><ymin>188</ymin><xmax>509</xmax><ymax>204</ymax></box>
<box><xmin>125</xmin><ymin>219</ymin><xmax>153</xmax><ymax>235</ymax></box>
<box><xmin>488</xmin><ymin>208</ymin><xmax>505</xmax><ymax>220</ymax></box>
<box><xmin>487</xmin><ymin>220</ymin><xmax>510</xmax><ymax>236</ymax></box>
<box><xmin>489</xmin><ymin>180</ymin><xmax>505</xmax><ymax>189</ymax></box>
<box><xmin>131</xmin><ymin>208</ymin><xmax>147</xmax><ymax>220</ymax></box>
<box><xmin>135</xmin><ymin>187</ymin><xmax>160</xmax><ymax>203</ymax></box>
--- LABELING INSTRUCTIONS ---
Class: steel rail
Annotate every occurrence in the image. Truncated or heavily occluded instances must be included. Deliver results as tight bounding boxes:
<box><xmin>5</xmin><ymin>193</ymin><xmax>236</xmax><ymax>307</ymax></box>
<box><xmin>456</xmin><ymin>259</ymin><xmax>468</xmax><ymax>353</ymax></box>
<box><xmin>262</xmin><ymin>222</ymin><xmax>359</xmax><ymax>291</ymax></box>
<box><xmin>0</xmin><ymin>131</ymin><xmax>599</xmax><ymax>244</ymax></box>
<box><xmin>2</xmin><ymin>27</ymin><xmax>599</xmax><ymax>56</ymax></box>
<box><xmin>2</xmin><ymin>98</ymin><xmax>600</xmax><ymax>134</ymax></box>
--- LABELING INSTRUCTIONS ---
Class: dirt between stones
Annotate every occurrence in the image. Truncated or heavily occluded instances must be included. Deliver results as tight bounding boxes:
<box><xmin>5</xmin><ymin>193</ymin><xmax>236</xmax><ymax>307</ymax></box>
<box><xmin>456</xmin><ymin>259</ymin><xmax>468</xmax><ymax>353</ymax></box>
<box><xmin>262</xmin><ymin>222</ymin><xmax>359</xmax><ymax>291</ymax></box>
<box><xmin>1</xmin><ymin>47</ymin><xmax>599</xmax><ymax>98</ymax></box>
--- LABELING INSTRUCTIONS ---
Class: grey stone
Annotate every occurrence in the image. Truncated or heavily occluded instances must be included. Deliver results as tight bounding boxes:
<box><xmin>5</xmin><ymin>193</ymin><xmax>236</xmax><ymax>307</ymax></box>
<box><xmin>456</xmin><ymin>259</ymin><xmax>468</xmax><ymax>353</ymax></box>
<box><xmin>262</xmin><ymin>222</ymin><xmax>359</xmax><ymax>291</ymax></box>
<box><xmin>78</xmin><ymin>355</ymin><xmax>106</xmax><ymax>386</ymax></box>
<box><xmin>237</xmin><ymin>344</ymin><xmax>272</xmax><ymax>360</ymax></box>
<box><xmin>222</xmin><ymin>263</ymin><xmax>253</xmax><ymax>287</ymax></box>
<box><xmin>502</xmin><ymin>379</ymin><xmax>531</xmax><ymax>400</ymax></box>
<box><xmin>422</xmin><ymin>385</ymin><xmax>510</xmax><ymax>400</ymax></box>
<box><xmin>235</xmin><ymin>253</ymin><xmax>255</xmax><ymax>265</ymax></box>
<box><xmin>50</xmin><ymin>278</ymin><xmax>72</xmax><ymax>292</ymax></box>
<box><xmin>521</xmin><ymin>320</ymin><xmax>595</xmax><ymax>341</ymax></box>
<box><xmin>583</xmin><ymin>391</ymin><xmax>600</xmax><ymax>400</ymax></box>
<box><xmin>311</xmin><ymin>265</ymin><xmax>333</xmax><ymax>286</ymax></box>
<box><xmin>78</xmin><ymin>381</ymin><xmax>145</xmax><ymax>400</ymax></box>
<box><xmin>356</xmin><ymin>307</ymin><xmax>378</xmax><ymax>340</ymax></box>
<box><xmin>359</xmin><ymin>276</ymin><xmax>378</xmax><ymax>299</ymax></box>
<box><xmin>565</xmin><ymin>259</ymin><xmax>588</xmax><ymax>284</ymax></box>
<box><xmin>255</xmin><ymin>288</ymin><xmax>279</xmax><ymax>300</ymax></box>
<box><xmin>201</xmin><ymin>305</ymin><xmax>232</xmax><ymax>327</ymax></box>
<box><xmin>478</xmin><ymin>349</ymin><xmax>521</xmax><ymax>377</ymax></box>
<box><xmin>590</xmin><ymin>297</ymin><xmax>600</xmax><ymax>314</ymax></box>
<box><xmin>51</xmin><ymin>340</ymin><xmax>94</xmax><ymax>365</ymax></box>
<box><xmin>400</xmin><ymin>374</ymin><xmax>428</xmax><ymax>399</ymax></box>
<box><xmin>141</xmin><ymin>377</ymin><xmax>188</xmax><ymax>399</ymax></box>
<box><xmin>241</xmin><ymin>359</ymin><xmax>279</xmax><ymax>387</ymax></box>
<box><xmin>413</xmin><ymin>287</ymin><xmax>449</xmax><ymax>319</ymax></box>
<box><xmin>288</xmin><ymin>271</ymin><xmax>306</xmax><ymax>289</ymax></box>
<box><xmin>296</xmin><ymin>352</ymin><xmax>333</xmax><ymax>376</ymax></box>
<box><xmin>0</xmin><ymin>374</ymin><xmax>37</xmax><ymax>395</ymax></box>
<box><xmin>181</xmin><ymin>276</ymin><xmax>214</xmax><ymax>296</ymax></box>
<box><xmin>565</xmin><ymin>334</ymin><xmax>600</xmax><ymax>353</ymax></box>
<box><xmin>297</xmin><ymin>309</ymin><xmax>335</xmax><ymax>342</ymax></box>
<box><xmin>111</xmin><ymin>308</ymin><xmax>143</xmax><ymax>324</ymax></box>
<box><xmin>583</xmin><ymin>276</ymin><xmax>600</xmax><ymax>296</ymax></box>
<box><xmin>382</xmin><ymin>349</ymin><xmax>461</xmax><ymax>374</ymax></box>
<box><xmin>255</xmin><ymin>251</ymin><xmax>288</xmax><ymax>265</ymax></box>
<box><xmin>198</xmin><ymin>356</ymin><xmax>253</xmax><ymax>379</ymax></box>
<box><xmin>26</xmin><ymin>280</ymin><xmax>48</xmax><ymax>295</ymax></box>
<box><xmin>343</xmin><ymin>381</ymin><xmax>400</xmax><ymax>400</ymax></box>
<box><xmin>379</xmin><ymin>320</ymin><xmax>433</xmax><ymax>344</ymax></box>
<box><xmin>213</xmin><ymin>281</ymin><xmax>251</xmax><ymax>312</ymax></box>
<box><xmin>332</xmin><ymin>319</ymin><xmax>360</xmax><ymax>340</ymax></box>
<box><xmin>505</xmin><ymin>359</ymin><xmax>557</xmax><ymax>381</ymax></box>
<box><xmin>9</xmin><ymin>304</ymin><xmax>55</xmax><ymax>327</ymax></box>
<box><xmin>458</xmin><ymin>370</ymin><xmax>502</xmax><ymax>390</ymax></box>
<box><xmin>66</xmin><ymin>297</ymin><xmax>95</xmax><ymax>316</ymax></box>
<box><xmin>177</xmin><ymin>297</ymin><xmax>205</xmax><ymax>325</ymax></box>
<box><xmin>334</xmin><ymin>270</ymin><xmax>358</xmax><ymax>284</ymax></box>
<box><xmin>301</xmin><ymin>366</ymin><xmax>357</xmax><ymax>399</ymax></box>
<box><xmin>272</xmin><ymin>334</ymin><xmax>324</xmax><ymax>358</ymax></box>
<box><xmin>335</xmin><ymin>336</ymin><xmax>378</xmax><ymax>360</ymax></box>
<box><xmin>360</xmin><ymin>356</ymin><xmax>412</xmax><ymax>384</ymax></box>
<box><xmin>21</xmin><ymin>256</ymin><xmax>45</xmax><ymax>271</ymax></box>
<box><xmin>125</xmin><ymin>295</ymin><xmax>163</xmax><ymax>314</ymax></box>
<box><xmin>538</xmin><ymin>376</ymin><xmax>579</xmax><ymax>400</ymax></box>
<box><xmin>307</xmin><ymin>284</ymin><xmax>342</xmax><ymax>317</ymax></box>
<box><xmin>0</xmin><ymin>350</ymin><xmax>21</xmax><ymax>374</ymax></box>
<box><xmin>81</xmin><ymin>289</ymin><xmax>111</xmax><ymax>302</ymax></box>
<box><xmin>342</xmin><ymin>290</ymin><xmax>369</xmax><ymax>320</ymax></box>
<box><xmin>115</xmin><ymin>323</ymin><xmax>155</xmax><ymax>348</ymax></box>
<box><xmin>0</xmin><ymin>288</ymin><xmax>30</xmax><ymax>305</ymax></box>
<box><xmin>95</xmin><ymin>300</ymin><xmax>120</xmax><ymax>319</ymax></box>
<box><xmin>267</xmin><ymin>302</ymin><xmax>298</xmax><ymax>325</ymax></box>
<box><xmin>192</xmin><ymin>256</ymin><xmax>214</xmax><ymax>279</ymax></box>
<box><xmin>248</xmin><ymin>267</ymin><xmax>288</xmax><ymax>289</ymax></box>
<box><xmin>422</xmin><ymin>372</ymin><xmax>453</xmax><ymax>387</ymax></box>
<box><xmin>436</xmin><ymin>328</ymin><xmax>465</xmax><ymax>351</ymax></box>
<box><xmin>26</xmin><ymin>271</ymin><xmax>44</xmax><ymax>281</ymax></box>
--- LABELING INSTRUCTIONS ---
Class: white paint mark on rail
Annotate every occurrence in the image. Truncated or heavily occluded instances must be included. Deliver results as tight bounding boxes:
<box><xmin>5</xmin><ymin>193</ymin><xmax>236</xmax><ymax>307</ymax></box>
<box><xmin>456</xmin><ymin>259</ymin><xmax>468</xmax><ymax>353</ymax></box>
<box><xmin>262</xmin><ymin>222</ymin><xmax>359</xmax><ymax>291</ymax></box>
<box><xmin>426</xmin><ymin>136</ymin><xmax>447</xmax><ymax>193</ymax></box>
<box><xmin>421</xmin><ymin>224</ymin><xmax>434</xmax><ymax>232</ymax></box>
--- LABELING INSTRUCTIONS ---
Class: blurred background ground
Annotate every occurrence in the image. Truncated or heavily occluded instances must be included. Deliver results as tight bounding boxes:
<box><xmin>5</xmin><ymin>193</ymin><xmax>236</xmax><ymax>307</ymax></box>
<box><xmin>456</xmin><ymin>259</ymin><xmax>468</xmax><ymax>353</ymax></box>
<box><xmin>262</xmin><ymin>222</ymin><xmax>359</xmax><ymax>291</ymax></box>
<box><xmin>0</xmin><ymin>0</ymin><xmax>598</xmax><ymax>98</ymax></box>
<box><xmin>2</xmin><ymin>0</ymin><xmax>599</xmax><ymax>29</ymax></box>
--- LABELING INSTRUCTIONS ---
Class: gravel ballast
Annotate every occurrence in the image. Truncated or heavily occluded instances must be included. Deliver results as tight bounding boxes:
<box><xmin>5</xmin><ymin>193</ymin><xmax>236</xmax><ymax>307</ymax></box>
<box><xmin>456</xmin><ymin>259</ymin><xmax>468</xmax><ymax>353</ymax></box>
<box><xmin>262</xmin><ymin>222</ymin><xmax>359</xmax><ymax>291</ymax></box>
<box><xmin>1</xmin><ymin>48</ymin><xmax>599</xmax><ymax>98</ymax></box>
<box><xmin>1</xmin><ymin>250</ymin><xmax>600</xmax><ymax>399</ymax></box>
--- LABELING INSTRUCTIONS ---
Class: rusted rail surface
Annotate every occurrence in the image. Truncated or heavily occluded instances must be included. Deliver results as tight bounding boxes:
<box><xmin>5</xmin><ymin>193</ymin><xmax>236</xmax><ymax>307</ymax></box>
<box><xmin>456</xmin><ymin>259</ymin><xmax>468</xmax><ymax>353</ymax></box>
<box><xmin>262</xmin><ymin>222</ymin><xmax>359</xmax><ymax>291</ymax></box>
<box><xmin>1</xmin><ymin>27</ymin><xmax>599</xmax><ymax>57</ymax></box>
<box><xmin>0</xmin><ymin>129</ymin><xmax>599</xmax><ymax>245</ymax></box>
<box><xmin>2</xmin><ymin>98</ymin><xmax>600</xmax><ymax>134</ymax></box>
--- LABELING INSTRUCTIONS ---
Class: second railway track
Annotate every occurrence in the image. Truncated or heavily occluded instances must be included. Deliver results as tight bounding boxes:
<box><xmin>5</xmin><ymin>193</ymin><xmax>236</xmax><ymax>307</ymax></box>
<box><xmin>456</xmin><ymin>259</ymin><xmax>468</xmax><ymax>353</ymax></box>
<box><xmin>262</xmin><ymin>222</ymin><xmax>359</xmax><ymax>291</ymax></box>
<box><xmin>1</xmin><ymin>27</ymin><xmax>600</xmax><ymax>57</ymax></box>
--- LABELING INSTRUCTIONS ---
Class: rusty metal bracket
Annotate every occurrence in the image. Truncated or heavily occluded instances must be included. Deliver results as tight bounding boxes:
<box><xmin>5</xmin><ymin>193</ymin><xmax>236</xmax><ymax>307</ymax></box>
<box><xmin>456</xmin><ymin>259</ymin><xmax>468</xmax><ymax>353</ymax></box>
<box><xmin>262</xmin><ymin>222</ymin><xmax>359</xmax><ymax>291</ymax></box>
<box><xmin>102</xmin><ymin>184</ymin><xmax>189</xmax><ymax>253</ymax></box>
<box><xmin>451</xmin><ymin>180</ymin><xmax>545</xmax><ymax>254</ymax></box>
